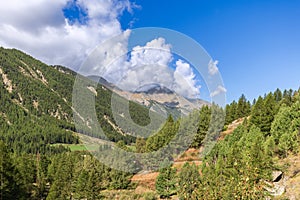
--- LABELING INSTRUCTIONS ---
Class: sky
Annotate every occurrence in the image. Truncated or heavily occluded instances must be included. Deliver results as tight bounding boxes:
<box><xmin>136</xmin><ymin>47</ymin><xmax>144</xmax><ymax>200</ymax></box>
<box><xmin>0</xmin><ymin>0</ymin><xmax>299</xmax><ymax>103</ymax></box>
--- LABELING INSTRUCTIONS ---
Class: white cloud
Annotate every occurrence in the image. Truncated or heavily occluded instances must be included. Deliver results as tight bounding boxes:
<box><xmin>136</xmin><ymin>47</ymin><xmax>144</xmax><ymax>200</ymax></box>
<box><xmin>108</xmin><ymin>37</ymin><xmax>174</xmax><ymax>91</ymax></box>
<box><xmin>210</xmin><ymin>85</ymin><xmax>227</xmax><ymax>97</ymax></box>
<box><xmin>129</xmin><ymin>38</ymin><xmax>172</xmax><ymax>67</ymax></box>
<box><xmin>101</xmin><ymin>38</ymin><xmax>201</xmax><ymax>99</ymax></box>
<box><xmin>0</xmin><ymin>0</ymin><xmax>66</xmax><ymax>33</ymax></box>
<box><xmin>0</xmin><ymin>1</ymin><xmax>202</xmax><ymax>99</ymax></box>
<box><xmin>173</xmin><ymin>59</ymin><xmax>200</xmax><ymax>99</ymax></box>
<box><xmin>82</xmin><ymin>29</ymin><xmax>131</xmax><ymax>81</ymax></box>
<box><xmin>117</xmin><ymin>64</ymin><xmax>175</xmax><ymax>91</ymax></box>
<box><xmin>0</xmin><ymin>0</ymin><xmax>133</xmax><ymax>70</ymax></box>
<box><xmin>208</xmin><ymin>59</ymin><xmax>219</xmax><ymax>75</ymax></box>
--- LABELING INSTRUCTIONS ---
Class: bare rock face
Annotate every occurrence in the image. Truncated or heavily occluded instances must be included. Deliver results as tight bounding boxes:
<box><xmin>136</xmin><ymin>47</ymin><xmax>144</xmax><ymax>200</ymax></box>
<box><xmin>87</xmin><ymin>77</ymin><xmax>210</xmax><ymax>116</ymax></box>
<box><xmin>264</xmin><ymin>171</ymin><xmax>286</xmax><ymax>197</ymax></box>
<box><xmin>114</xmin><ymin>84</ymin><xmax>210</xmax><ymax>116</ymax></box>
<box><xmin>272</xmin><ymin>171</ymin><xmax>283</xmax><ymax>182</ymax></box>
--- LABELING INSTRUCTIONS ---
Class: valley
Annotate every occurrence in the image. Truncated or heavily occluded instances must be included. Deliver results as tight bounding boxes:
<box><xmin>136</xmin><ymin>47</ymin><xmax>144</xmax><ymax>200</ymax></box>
<box><xmin>0</xmin><ymin>48</ymin><xmax>300</xmax><ymax>199</ymax></box>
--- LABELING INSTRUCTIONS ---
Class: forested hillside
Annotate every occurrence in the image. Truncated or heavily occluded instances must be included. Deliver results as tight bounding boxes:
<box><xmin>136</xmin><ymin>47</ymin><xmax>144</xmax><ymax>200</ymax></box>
<box><xmin>0</xmin><ymin>47</ymin><xmax>300</xmax><ymax>199</ymax></box>
<box><xmin>0</xmin><ymin>47</ymin><xmax>161</xmax><ymax>199</ymax></box>
<box><xmin>0</xmin><ymin>47</ymin><xmax>163</xmax><ymax>152</ymax></box>
<box><xmin>154</xmin><ymin>89</ymin><xmax>300</xmax><ymax>199</ymax></box>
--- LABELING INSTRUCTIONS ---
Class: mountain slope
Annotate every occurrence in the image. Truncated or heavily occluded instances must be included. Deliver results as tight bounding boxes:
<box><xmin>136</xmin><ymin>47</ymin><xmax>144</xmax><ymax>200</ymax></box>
<box><xmin>0</xmin><ymin>47</ymin><xmax>163</xmax><ymax>153</ymax></box>
<box><xmin>88</xmin><ymin>76</ymin><xmax>210</xmax><ymax>118</ymax></box>
<box><xmin>108</xmin><ymin>83</ymin><xmax>210</xmax><ymax>117</ymax></box>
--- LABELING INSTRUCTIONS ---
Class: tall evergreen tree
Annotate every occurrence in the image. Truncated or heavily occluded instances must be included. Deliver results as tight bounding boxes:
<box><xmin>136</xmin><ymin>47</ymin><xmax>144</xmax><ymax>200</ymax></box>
<box><xmin>178</xmin><ymin>163</ymin><xmax>200</xmax><ymax>200</ymax></box>
<box><xmin>270</xmin><ymin>105</ymin><xmax>292</xmax><ymax>144</ymax></box>
<box><xmin>274</xmin><ymin>88</ymin><xmax>283</xmax><ymax>102</ymax></box>
<box><xmin>225</xmin><ymin>101</ymin><xmax>237</xmax><ymax>125</ymax></box>
<box><xmin>191</xmin><ymin>105</ymin><xmax>211</xmax><ymax>148</ymax></box>
<box><xmin>271</xmin><ymin>98</ymin><xmax>300</xmax><ymax>157</ymax></box>
<box><xmin>155</xmin><ymin>164</ymin><xmax>177</xmax><ymax>199</ymax></box>
<box><xmin>74</xmin><ymin>170</ymin><xmax>89</xmax><ymax>199</ymax></box>
<box><xmin>282</xmin><ymin>89</ymin><xmax>294</xmax><ymax>106</ymax></box>
<box><xmin>46</xmin><ymin>154</ymin><xmax>74</xmax><ymax>200</ymax></box>
<box><xmin>146</xmin><ymin>115</ymin><xmax>177</xmax><ymax>152</ymax></box>
<box><xmin>0</xmin><ymin>141</ymin><xmax>22</xmax><ymax>200</ymax></box>
<box><xmin>135</xmin><ymin>137</ymin><xmax>146</xmax><ymax>153</ymax></box>
<box><xmin>236</xmin><ymin>94</ymin><xmax>251</xmax><ymax>119</ymax></box>
<box><xmin>261</xmin><ymin>93</ymin><xmax>278</xmax><ymax>134</ymax></box>
<box><xmin>250</xmin><ymin>96</ymin><xmax>264</xmax><ymax>129</ymax></box>
<box><xmin>86</xmin><ymin>169</ymin><xmax>102</xmax><ymax>200</ymax></box>
<box><xmin>250</xmin><ymin>93</ymin><xmax>278</xmax><ymax>135</ymax></box>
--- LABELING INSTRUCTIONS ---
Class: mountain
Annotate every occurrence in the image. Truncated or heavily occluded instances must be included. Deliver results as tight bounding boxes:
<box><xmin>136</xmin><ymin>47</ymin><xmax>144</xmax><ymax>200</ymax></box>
<box><xmin>0</xmin><ymin>47</ymin><xmax>164</xmax><ymax>153</ymax></box>
<box><xmin>112</xmin><ymin>83</ymin><xmax>210</xmax><ymax>117</ymax></box>
<box><xmin>1</xmin><ymin>47</ymin><xmax>300</xmax><ymax>200</ymax></box>
<box><xmin>86</xmin><ymin>75</ymin><xmax>209</xmax><ymax>118</ymax></box>
<box><xmin>135</xmin><ymin>83</ymin><xmax>174</xmax><ymax>94</ymax></box>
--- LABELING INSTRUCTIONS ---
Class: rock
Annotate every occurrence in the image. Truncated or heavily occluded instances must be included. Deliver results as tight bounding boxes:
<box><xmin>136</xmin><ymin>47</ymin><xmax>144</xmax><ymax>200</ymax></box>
<box><xmin>264</xmin><ymin>171</ymin><xmax>286</xmax><ymax>197</ymax></box>
<box><xmin>272</xmin><ymin>170</ymin><xmax>283</xmax><ymax>182</ymax></box>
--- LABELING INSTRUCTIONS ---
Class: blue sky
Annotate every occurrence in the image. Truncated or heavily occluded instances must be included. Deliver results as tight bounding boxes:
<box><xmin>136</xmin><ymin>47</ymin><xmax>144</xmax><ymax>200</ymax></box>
<box><xmin>120</xmin><ymin>0</ymin><xmax>300</xmax><ymax>102</ymax></box>
<box><xmin>0</xmin><ymin>0</ymin><xmax>299</xmax><ymax>103</ymax></box>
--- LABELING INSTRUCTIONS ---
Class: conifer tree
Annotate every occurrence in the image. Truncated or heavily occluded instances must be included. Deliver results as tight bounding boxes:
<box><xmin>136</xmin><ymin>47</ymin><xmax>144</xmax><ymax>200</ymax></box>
<box><xmin>250</xmin><ymin>96</ymin><xmax>264</xmax><ymax>128</ymax></box>
<box><xmin>274</xmin><ymin>88</ymin><xmax>283</xmax><ymax>102</ymax></box>
<box><xmin>270</xmin><ymin>105</ymin><xmax>292</xmax><ymax>144</ymax></box>
<box><xmin>136</xmin><ymin>137</ymin><xmax>146</xmax><ymax>153</ymax></box>
<box><xmin>0</xmin><ymin>141</ymin><xmax>22</xmax><ymax>200</ymax></box>
<box><xmin>178</xmin><ymin>163</ymin><xmax>200</xmax><ymax>200</ymax></box>
<box><xmin>146</xmin><ymin>115</ymin><xmax>176</xmax><ymax>152</ymax></box>
<box><xmin>191</xmin><ymin>105</ymin><xmax>211</xmax><ymax>148</ymax></box>
<box><xmin>260</xmin><ymin>93</ymin><xmax>278</xmax><ymax>134</ymax></box>
<box><xmin>74</xmin><ymin>170</ymin><xmax>89</xmax><ymax>199</ymax></box>
<box><xmin>236</xmin><ymin>94</ymin><xmax>251</xmax><ymax>118</ymax></box>
<box><xmin>155</xmin><ymin>164</ymin><xmax>177</xmax><ymax>198</ymax></box>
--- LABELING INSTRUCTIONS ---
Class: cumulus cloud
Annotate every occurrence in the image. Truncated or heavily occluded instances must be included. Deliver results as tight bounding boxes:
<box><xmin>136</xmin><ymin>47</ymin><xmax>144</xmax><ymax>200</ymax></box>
<box><xmin>99</xmin><ymin>37</ymin><xmax>201</xmax><ymax>99</ymax></box>
<box><xmin>173</xmin><ymin>60</ymin><xmax>200</xmax><ymax>98</ymax></box>
<box><xmin>208</xmin><ymin>59</ymin><xmax>219</xmax><ymax>75</ymax></box>
<box><xmin>0</xmin><ymin>0</ymin><xmax>133</xmax><ymax>70</ymax></box>
<box><xmin>117</xmin><ymin>64</ymin><xmax>175</xmax><ymax>91</ymax></box>
<box><xmin>105</xmin><ymin>37</ymin><xmax>174</xmax><ymax>90</ymax></box>
<box><xmin>210</xmin><ymin>85</ymin><xmax>227</xmax><ymax>97</ymax></box>
<box><xmin>81</xmin><ymin>29</ymin><xmax>131</xmax><ymax>81</ymax></box>
<box><xmin>0</xmin><ymin>1</ymin><xmax>201</xmax><ymax>99</ymax></box>
<box><xmin>129</xmin><ymin>38</ymin><xmax>172</xmax><ymax>67</ymax></box>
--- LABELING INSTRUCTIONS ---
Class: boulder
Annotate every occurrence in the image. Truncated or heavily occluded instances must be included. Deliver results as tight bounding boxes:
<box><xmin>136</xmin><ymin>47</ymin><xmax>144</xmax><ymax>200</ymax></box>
<box><xmin>272</xmin><ymin>170</ymin><xmax>283</xmax><ymax>182</ymax></box>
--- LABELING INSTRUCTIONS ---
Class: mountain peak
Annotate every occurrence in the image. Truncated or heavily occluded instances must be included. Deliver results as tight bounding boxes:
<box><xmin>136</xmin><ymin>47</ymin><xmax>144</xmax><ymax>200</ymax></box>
<box><xmin>134</xmin><ymin>83</ymin><xmax>174</xmax><ymax>95</ymax></box>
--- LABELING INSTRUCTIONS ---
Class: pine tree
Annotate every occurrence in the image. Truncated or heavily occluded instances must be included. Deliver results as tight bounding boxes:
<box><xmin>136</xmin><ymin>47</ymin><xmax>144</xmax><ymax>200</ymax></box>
<box><xmin>178</xmin><ymin>163</ymin><xmax>200</xmax><ymax>200</ymax></box>
<box><xmin>278</xmin><ymin>133</ymin><xmax>290</xmax><ymax>157</ymax></box>
<box><xmin>225</xmin><ymin>100</ymin><xmax>238</xmax><ymax>125</ymax></box>
<box><xmin>191</xmin><ymin>105</ymin><xmax>211</xmax><ymax>148</ymax></box>
<box><xmin>250</xmin><ymin>94</ymin><xmax>277</xmax><ymax>135</ymax></box>
<box><xmin>264</xmin><ymin>136</ymin><xmax>276</xmax><ymax>157</ymax></box>
<box><xmin>282</xmin><ymin>89</ymin><xmax>294</xmax><ymax>106</ymax></box>
<box><xmin>74</xmin><ymin>170</ymin><xmax>89</xmax><ymax>199</ymax></box>
<box><xmin>146</xmin><ymin>115</ymin><xmax>177</xmax><ymax>152</ymax></box>
<box><xmin>46</xmin><ymin>154</ymin><xmax>74</xmax><ymax>200</ymax></box>
<box><xmin>236</xmin><ymin>94</ymin><xmax>251</xmax><ymax>119</ymax></box>
<box><xmin>0</xmin><ymin>141</ymin><xmax>22</xmax><ymax>200</ymax></box>
<box><xmin>205</xmin><ymin>104</ymin><xmax>225</xmax><ymax>142</ymax></box>
<box><xmin>136</xmin><ymin>137</ymin><xmax>146</xmax><ymax>153</ymax></box>
<box><xmin>270</xmin><ymin>105</ymin><xmax>292</xmax><ymax>144</ymax></box>
<box><xmin>109</xmin><ymin>169</ymin><xmax>131</xmax><ymax>190</ymax></box>
<box><xmin>155</xmin><ymin>164</ymin><xmax>177</xmax><ymax>198</ymax></box>
<box><xmin>271</xmin><ymin>99</ymin><xmax>300</xmax><ymax>157</ymax></box>
<box><xmin>260</xmin><ymin>93</ymin><xmax>277</xmax><ymax>134</ymax></box>
<box><xmin>86</xmin><ymin>169</ymin><xmax>102</xmax><ymax>200</ymax></box>
<box><xmin>274</xmin><ymin>88</ymin><xmax>282</xmax><ymax>102</ymax></box>
<box><xmin>250</xmin><ymin>96</ymin><xmax>264</xmax><ymax>128</ymax></box>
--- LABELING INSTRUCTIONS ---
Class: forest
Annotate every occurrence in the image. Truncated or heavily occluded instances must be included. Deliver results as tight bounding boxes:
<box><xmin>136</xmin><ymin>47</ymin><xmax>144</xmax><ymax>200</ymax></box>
<box><xmin>0</xmin><ymin>48</ymin><xmax>300</xmax><ymax>199</ymax></box>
